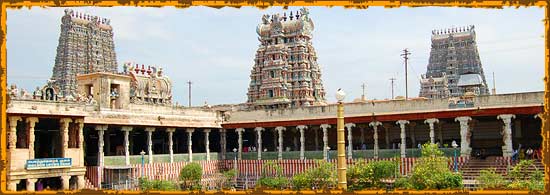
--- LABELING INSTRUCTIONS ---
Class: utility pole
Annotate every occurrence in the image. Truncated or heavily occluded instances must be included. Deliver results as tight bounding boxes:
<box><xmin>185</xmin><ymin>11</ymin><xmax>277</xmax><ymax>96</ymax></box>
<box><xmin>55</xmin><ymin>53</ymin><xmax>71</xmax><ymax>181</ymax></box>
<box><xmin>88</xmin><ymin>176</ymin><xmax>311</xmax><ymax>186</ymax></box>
<box><xmin>389</xmin><ymin>78</ymin><xmax>396</xmax><ymax>99</ymax></box>
<box><xmin>187</xmin><ymin>80</ymin><xmax>192</xmax><ymax>107</ymax></box>
<box><xmin>361</xmin><ymin>83</ymin><xmax>367</xmax><ymax>101</ymax></box>
<box><xmin>401</xmin><ymin>49</ymin><xmax>411</xmax><ymax>100</ymax></box>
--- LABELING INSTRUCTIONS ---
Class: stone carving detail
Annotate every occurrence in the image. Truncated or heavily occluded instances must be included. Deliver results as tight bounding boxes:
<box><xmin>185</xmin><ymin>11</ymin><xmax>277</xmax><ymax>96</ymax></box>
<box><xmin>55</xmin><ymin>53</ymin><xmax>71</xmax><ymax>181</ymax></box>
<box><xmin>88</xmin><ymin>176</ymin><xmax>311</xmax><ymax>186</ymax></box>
<box><xmin>249</xmin><ymin>8</ymin><xmax>325</xmax><ymax>109</ymax></box>
<box><xmin>51</xmin><ymin>9</ymin><xmax>117</xmax><ymax>97</ymax></box>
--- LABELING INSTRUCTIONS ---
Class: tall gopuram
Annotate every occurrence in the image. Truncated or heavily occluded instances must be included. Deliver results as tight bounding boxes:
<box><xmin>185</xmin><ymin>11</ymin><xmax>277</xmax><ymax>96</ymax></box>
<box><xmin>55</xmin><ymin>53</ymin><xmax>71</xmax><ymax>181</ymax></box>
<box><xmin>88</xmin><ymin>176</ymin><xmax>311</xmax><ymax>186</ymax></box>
<box><xmin>247</xmin><ymin>8</ymin><xmax>327</xmax><ymax>109</ymax></box>
<box><xmin>50</xmin><ymin>9</ymin><xmax>118</xmax><ymax>97</ymax></box>
<box><xmin>419</xmin><ymin>25</ymin><xmax>490</xmax><ymax>99</ymax></box>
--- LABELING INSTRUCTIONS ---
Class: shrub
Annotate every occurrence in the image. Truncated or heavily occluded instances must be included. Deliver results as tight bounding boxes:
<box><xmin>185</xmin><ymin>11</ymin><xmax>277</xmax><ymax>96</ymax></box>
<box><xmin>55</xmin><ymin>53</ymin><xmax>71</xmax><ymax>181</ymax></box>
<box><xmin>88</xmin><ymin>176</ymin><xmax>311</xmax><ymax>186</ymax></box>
<box><xmin>394</xmin><ymin>176</ymin><xmax>413</xmax><ymax>190</ymax></box>
<box><xmin>291</xmin><ymin>173</ymin><xmax>309</xmax><ymax>190</ymax></box>
<box><xmin>221</xmin><ymin>169</ymin><xmax>237</xmax><ymax>189</ymax></box>
<box><xmin>179</xmin><ymin>162</ymin><xmax>203</xmax><ymax>190</ymax></box>
<box><xmin>138</xmin><ymin>178</ymin><xmax>179</xmax><ymax>191</ymax></box>
<box><xmin>347</xmin><ymin>159</ymin><xmax>398</xmax><ymax>190</ymax></box>
<box><xmin>256</xmin><ymin>161</ymin><xmax>288</xmax><ymax>189</ymax></box>
<box><xmin>506</xmin><ymin>160</ymin><xmax>544</xmax><ymax>191</ymax></box>
<box><xmin>408</xmin><ymin>143</ymin><xmax>463</xmax><ymax>190</ymax></box>
<box><xmin>477</xmin><ymin>168</ymin><xmax>507</xmax><ymax>189</ymax></box>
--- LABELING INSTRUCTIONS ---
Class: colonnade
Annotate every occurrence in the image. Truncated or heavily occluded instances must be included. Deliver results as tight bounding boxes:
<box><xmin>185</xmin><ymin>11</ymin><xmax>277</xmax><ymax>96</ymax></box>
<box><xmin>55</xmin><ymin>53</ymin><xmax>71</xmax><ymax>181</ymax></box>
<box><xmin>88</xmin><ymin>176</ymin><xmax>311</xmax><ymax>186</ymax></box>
<box><xmin>228</xmin><ymin>114</ymin><xmax>524</xmax><ymax>160</ymax></box>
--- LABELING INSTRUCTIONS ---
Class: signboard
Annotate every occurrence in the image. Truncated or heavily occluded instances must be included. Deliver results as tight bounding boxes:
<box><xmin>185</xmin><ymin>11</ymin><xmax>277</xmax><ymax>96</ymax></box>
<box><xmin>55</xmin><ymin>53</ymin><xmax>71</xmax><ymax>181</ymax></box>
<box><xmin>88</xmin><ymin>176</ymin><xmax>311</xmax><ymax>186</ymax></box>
<box><xmin>26</xmin><ymin>158</ymin><xmax>72</xmax><ymax>170</ymax></box>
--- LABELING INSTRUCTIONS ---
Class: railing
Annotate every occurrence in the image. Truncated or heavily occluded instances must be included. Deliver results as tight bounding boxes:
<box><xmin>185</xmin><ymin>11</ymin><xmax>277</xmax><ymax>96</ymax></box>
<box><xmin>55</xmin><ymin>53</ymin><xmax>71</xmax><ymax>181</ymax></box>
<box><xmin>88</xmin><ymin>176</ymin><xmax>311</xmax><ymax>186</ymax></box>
<box><xmin>101</xmin><ymin>178</ymin><xmax>140</xmax><ymax>191</ymax></box>
<box><xmin>224</xmin><ymin>148</ymin><xmax>458</xmax><ymax>160</ymax></box>
<box><xmin>104</xmin><ymin>153</ymin><xmax>220</xmax><ymax>166</ymax></box>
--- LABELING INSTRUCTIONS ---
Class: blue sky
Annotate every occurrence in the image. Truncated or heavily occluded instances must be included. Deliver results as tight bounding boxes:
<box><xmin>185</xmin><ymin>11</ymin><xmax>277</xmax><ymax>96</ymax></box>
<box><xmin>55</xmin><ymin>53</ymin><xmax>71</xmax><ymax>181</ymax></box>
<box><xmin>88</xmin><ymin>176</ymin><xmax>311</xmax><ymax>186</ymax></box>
<box><xmin>7</xmin><ymin>6</ymin><xmax>544</xmax><ymax>106</ymax></box>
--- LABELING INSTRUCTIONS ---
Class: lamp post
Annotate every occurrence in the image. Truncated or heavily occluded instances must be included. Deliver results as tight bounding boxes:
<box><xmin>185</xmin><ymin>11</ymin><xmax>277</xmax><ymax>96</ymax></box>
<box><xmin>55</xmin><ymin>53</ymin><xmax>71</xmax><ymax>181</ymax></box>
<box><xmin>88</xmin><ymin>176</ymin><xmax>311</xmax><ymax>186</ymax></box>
<box><xmin>233</xmin><ymin>148</ymin><xmax>238</xmax><ymax>188</ymax></box>
<box><xmin>335</xmin><ymin>89</ymin><xmax>347</xmax><ymax>190</ymax></box>
<box><xmin>326</xmin><ymin>146</ymin><xmax>331</xmax><ymax>162</ymax></box>
<box><xmin>140</xmin><ymin>150</ymin><xmax>145</xmax><ymax>178</ymax></box>
<box><xmin>452</xmin><ymin>140</ymin><xmax>458</xmax><ymax>172</ymax></box>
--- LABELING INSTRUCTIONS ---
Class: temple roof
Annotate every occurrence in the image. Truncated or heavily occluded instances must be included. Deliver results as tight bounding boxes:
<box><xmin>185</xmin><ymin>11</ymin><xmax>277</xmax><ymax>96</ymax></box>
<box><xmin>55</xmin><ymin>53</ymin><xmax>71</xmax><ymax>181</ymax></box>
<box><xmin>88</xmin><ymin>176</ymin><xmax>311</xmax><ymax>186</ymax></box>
<box><xmin>457</xmin><ymin>73</ymin><xmax>483</xmax><ymax>87</ymax></box>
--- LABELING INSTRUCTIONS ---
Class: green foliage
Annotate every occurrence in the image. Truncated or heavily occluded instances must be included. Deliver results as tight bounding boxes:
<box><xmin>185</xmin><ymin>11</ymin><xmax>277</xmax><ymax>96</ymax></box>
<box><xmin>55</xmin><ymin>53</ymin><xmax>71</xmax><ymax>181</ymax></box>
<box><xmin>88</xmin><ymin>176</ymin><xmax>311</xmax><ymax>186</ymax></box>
<box><xmin>509</xmin><ymin>160</ymin><xmax>534</xmax><ymax>181</ymax></box>
<box><xmin>291</xmin><ymin>173</ymin><xmax>309</xmax><ymax>190</ymax></box>
<box><xmin>221</xmin><ymin>169</ymin><xmax>237</xmax><ymax>189</ymax></box>
<box><xmin>138</xmin><ymin>177</ymin><xmax>179</xmax><ymax>191</ymax></box>
<box><xmin>506</xmin><ymin>160</ymin><xmax>544</xmax><ymax>192</ymax></box>
<box><xmin>394</xmin><ymin>176</ymin><xmax>413</xmax><ymax>190</ymax></box>
<box><xmin>290</xmin><ymin>160</ymin><xmax>336</xmax><ymax>190</ymax></box>
<box><xmin>408</xmin><ymin>143</ymin><xmax>463</xmax><ymax>190</ymax></box>
<box><xmin>347</xmin><ymin>159</ymin><xmax>398</xmax><ymax>190</ymax></box>
<box><xmin>256</xmin><ymin>161</ymin><xmax>288</xmax><ymax>189</ymax></box>
<box><xmin>477</xmin><ymin>168</ymin><xmax>507</xmax><ymax>189</ymax></box>
<box><xmin>179</xmin><ymin>162</ymin><xmax>203</xmax><ymax>190</ymax></box>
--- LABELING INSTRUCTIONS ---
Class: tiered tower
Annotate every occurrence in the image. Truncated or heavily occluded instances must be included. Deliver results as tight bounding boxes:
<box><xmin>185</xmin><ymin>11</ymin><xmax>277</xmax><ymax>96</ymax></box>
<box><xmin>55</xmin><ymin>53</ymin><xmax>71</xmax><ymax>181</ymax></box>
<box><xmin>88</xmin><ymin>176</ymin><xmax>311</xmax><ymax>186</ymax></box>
<box><xmin>419</xmin><ymin>25</ymin><xmax>490</xmax><ymax>99</ymax></box>
<box><xmin>50</xmin><ymin>9</ymin><xmax>118</xmax><ymax>97</ymax></box>
<box><xmin>247</xmin><ymin>8</ymin><xmax>326</xmax><ymax>109</ymax></box>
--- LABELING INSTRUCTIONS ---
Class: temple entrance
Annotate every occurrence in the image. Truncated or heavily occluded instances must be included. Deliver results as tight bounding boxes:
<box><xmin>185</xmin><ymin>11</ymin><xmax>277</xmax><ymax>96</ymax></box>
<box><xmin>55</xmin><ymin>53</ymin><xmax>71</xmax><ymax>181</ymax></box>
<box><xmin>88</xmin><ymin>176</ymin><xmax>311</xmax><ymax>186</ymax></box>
<box><xmin>34</xmin><ymin>118</ymin><xmax>62</xmax><ymax>158</ymax></box>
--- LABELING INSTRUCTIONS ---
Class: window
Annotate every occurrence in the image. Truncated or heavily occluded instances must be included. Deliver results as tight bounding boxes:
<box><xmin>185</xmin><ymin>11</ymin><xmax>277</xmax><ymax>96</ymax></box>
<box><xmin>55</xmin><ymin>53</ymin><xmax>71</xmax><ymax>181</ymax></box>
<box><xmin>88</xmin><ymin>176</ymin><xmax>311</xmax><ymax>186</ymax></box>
<box><xmin>268</xmin><ymin>90</ymin><xmax>274</xmax><ymax>97</ymax></box>
<box><xmin>270</xmin><ymin>71</ymin><xmax>275</xmax><ymax>78</ymax></box>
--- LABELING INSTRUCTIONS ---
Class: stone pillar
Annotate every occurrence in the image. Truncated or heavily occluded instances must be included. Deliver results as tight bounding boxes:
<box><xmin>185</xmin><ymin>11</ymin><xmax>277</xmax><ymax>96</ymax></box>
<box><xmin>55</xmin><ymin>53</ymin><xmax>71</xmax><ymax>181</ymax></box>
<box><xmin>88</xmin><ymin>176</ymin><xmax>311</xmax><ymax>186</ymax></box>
<box><xmin>255</xmin><ymin>127</ymin><xmax>264</xmax><ymax>160</ymax></box>
<box><xmin>360</xmin><ymin>127</ymin><xmax>365</xmax><ymax>146</ymax></box>
<box><xmin>409</xmin><ymin>122</ymin><xmax>417</xmax><ymax>147</ymax></box>
<box><xmin>61</xmin><ymin>175</ymin><xmax>70</xmax><ymax>190</ymax></box>
<box><xmin>314</xmin><ymin>127</ymin><xmax>319</xmax><ymax>150</ymax></box>
<box><xmin>7</xmin><ymin>180</ymin><xmax>20</xmax><ymax>191</ymax></box>
<box><xmin>26</xmin><ymin>117</ymin><xmax>39</xmax><ymax>159</ymax></box>
<box><xmin>166</xmin><ymin>128</ymin><xmax>176</xmax><ymax>163</ymax></box>
<box><xmin>345</xmin><ymin>123</ymin><xmax>355</xmax><ymax>159</ymax></box>
<box><xmin>275</xmin><ymin>126</ymin><xmax>286</xmax><ymax>160</ymax></box>
<box><xmin>383</xmin><ymin>124</ymin><xmax>391</xmax><ymax>149</ymax></box>
<box><xmin>438</xmin><ymin>122</ymin><xmax>444</xmax><ymax>144</ymax></box>
<box><xmin>236</xmin><ymin>128</ymin><xmax>245</xmax><ymax>160</ymax></box>
<box><xmin>455</xmin><ymin>116</ymin><xmax>472</xmax><ymax>156</ymax></box>
<box><xmin>145</xmin><ymin>127</ymin><xmax>155</xmax><ymax>164</ymax></box>
<box><xmin>396</xmin><ymin>120</ymin><xmax>409</xmax><ymax>157</ymax></box>
<box><xmin>424</xmin><ymin>118</ymin><xmax>439</xmax><ymax>144</ymax></box>
<box><xmin>186</xmin><ymin>128</ymin><xmax>194</xmax><ymax>162</ymax></box>
<box><xmin>96</xmin><ymin>125</ymin><xmax>108</xmax><ymax>167</ymax></box>
<box><xmin>121</xmin><ymin>126</ymin><xmax>133</xmax><ymax>165</ymax></box>
<box><xmin>77</xmin><ymin>175</ymin><xmax>85</xmax><ymax>190</ymax></box>
<box><xmin>76</xmin><ymin>119</ymin><xmax>85</xmax><ymax>166</ymax></box>
<box><xmin>27</xmin><ymin>178</ymin><xmax>37</xmax><ymax>192</ymax></box>
<box><xmin>220</xmin><ymin>129</ymin><xmax>227</xmax><ymax>160</ymax></box>
<box><xmin>369</xmin><ymin>121</ymin><xmax>382</xmax><ymax>159</ymax></box>
<box><xmin>297</xmin><ymin>125</ymin><xmax>307</xmax><ymax>160</ymax></box>
<box><xmin>8</xmin><ymin>116</ymin><xmax>22</xmax><ymax>150</ymax></box>
<box><xmin>498</xmin><ymin>114</ymin><xmax>516</xmax><ymax>157</ymax></box>
<box><xmin>60</xmin><ymin>118</ymin><xmax>72</xmax><ymax>157</ymax></box>
<box><xmin>204</xmin><ymin>129</ymin><xmax>211</xmax><ymax>161</ymax></box>
<box><xmin>320</xmin><ymin>124</ymin><xmax>331</xmax><ymax>159</ymax></box>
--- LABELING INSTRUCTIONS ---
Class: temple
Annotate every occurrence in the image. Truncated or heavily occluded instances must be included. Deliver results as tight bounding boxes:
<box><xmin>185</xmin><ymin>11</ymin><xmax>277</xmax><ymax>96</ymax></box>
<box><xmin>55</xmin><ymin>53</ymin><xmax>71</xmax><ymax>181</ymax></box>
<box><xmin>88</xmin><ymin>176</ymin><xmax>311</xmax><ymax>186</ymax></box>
<box><xmin>5</xmin><ymin>9</ymin><xmax>544</xmax><ymax>192</ymax></box>
<box><xmin>247</xmin><ymin>8</ymin><xmax>327</xmax><ymax>109</ymax></box>
<box><xmin>419</xmin><ymin>25</ymin><xmax>490</xmax><ymax>99</ymax></box>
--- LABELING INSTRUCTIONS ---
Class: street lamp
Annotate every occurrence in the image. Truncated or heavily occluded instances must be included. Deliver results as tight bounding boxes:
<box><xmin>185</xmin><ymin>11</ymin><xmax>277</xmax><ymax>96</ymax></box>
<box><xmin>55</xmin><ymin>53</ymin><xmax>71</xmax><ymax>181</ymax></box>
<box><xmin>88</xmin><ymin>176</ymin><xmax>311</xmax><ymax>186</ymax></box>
<box><xmin>451</xmin><ymin>140</ymin><xmax>458</xmax><ymax>172</ymax></box>
<box><xmin>335</xmin><ymin>89</ymin><xmax>347</xmax><ymax>190</ymax></box>
<box><xmin>326</xmin><ymin>146</ymin><xmax>331</xmax><ymax>162</ymax></box>
<box><xmin>233</xmin><ymin>148</ymin><xmax>238</xmax><ymax>188</ymax></box>
<box><xmin>140</xmin><ymin>150</ymin><xmax>146</xmax><ymax>178</ymax></box>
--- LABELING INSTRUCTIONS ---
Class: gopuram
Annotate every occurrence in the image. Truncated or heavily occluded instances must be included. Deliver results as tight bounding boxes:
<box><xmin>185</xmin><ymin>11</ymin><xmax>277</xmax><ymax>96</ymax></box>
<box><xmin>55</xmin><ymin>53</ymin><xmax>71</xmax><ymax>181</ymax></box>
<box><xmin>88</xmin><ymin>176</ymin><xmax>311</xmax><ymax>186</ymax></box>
<box><xmin>5</xmin><ymin>9</ymin><xmax>544</xmax><ymax>192</ymax></box>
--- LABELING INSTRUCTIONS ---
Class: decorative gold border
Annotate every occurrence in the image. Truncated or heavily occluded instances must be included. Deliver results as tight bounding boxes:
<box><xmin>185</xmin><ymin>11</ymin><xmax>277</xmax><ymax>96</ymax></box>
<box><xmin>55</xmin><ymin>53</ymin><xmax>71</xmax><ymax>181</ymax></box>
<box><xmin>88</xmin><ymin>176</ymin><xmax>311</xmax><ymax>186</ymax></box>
<box><xmin>0</xmin><ymin>0</ymin><xmax>548</xmax><ymax>194</ymax></box>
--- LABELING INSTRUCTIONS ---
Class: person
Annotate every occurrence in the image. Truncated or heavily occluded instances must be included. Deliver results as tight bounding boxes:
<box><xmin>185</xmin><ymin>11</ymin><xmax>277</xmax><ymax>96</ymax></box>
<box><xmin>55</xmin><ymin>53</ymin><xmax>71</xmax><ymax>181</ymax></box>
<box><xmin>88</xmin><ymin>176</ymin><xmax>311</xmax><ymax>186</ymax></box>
<box><xmin>519</xmin><ymin>148</ymin><xmax>525</xmax><ymax>160</ymax></box>
<box><xmin>512</xmin><ymin>149</ymin><xmax>519</xmax><ymax>161</ymax></box>
<box><xmin>36</xmin><ymin>179</ymin><xmax>44</xmax><ymax>191</ymax></box>
<box><xmin>526</xmin><ymin>147</ymin><xmax>533</xmax><ymax>159</ymax></box>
